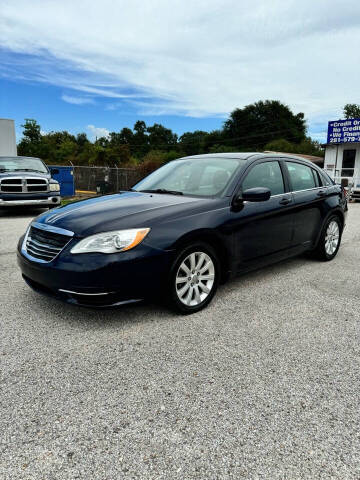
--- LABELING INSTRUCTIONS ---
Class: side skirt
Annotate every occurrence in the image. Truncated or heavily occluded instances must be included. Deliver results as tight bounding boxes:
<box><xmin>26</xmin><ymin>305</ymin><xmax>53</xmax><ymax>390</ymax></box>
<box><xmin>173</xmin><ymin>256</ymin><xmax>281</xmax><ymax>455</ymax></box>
<box><xmin>236</xmin><ymin>244</ymin><xmax>310</xmax><ymax>276</ymax></box>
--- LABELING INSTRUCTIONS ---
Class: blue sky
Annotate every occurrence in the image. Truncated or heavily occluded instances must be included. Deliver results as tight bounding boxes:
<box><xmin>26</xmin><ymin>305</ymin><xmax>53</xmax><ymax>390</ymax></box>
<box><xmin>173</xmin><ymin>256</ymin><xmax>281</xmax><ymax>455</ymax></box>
<box><xmin>1</xmin><ymin>73</ymin><xmax>224</xmax><ymax>141</ymax></box>
<box><xmin>1</xmin><ymin>0</ymin><xmax>359</xmax><ymax>144</ymax></box>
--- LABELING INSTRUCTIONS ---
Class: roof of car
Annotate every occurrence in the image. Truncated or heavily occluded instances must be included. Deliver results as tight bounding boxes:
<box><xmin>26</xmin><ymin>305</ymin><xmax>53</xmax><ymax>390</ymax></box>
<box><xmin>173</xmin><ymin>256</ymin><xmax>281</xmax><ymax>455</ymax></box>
<box><xmin>179</xmin><ymin>152</ymin><xmax>321</xmax><ymax>167</ymax></box>
<box><xmin>180</xmin><ymin>152</ymin><xmax>257</xmax><ymax>160</ymax></box>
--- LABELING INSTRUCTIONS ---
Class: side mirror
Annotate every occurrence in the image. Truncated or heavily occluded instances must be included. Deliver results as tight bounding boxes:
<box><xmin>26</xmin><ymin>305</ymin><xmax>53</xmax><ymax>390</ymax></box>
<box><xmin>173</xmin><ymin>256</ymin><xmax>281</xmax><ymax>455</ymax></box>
<box><xmin>50</xmin><ymin>168</ymin><xmax>59</xmax><ymax>175</ymax></box>
<box><xmin>242</xmin><ymin>187</ymin><xmax>271</xmax><ymax>202</ymax></box>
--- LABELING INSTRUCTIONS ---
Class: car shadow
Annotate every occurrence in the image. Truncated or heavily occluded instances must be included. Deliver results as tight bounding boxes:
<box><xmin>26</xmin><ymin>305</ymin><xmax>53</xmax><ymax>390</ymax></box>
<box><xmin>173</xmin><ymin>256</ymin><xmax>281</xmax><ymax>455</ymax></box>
<box><xmin>24</xmin><ymin>287</ymin><xmax>171</xmax><ymax>329</ymax></box>
<box><xmin>22</xmin><ymin>253</ymin><xmax>312</xmax><ymax>329</ymax></box>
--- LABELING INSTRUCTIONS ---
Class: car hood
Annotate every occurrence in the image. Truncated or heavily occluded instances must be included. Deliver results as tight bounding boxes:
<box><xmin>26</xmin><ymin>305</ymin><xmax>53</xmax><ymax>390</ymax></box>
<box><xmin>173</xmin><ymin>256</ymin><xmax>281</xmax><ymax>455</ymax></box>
<box><xmin>35</xmin><ymin>191</ymin><xmax>214</xmax><ymax>237</ymax></box>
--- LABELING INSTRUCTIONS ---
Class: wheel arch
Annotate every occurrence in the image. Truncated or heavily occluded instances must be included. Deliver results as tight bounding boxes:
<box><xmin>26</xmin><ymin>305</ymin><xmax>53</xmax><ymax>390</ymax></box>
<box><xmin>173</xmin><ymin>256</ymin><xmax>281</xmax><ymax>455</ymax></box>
<box><xmin>171</xmin><ymin>229</ymin><xmax>232</xmax><ymax>283</ymax></box>
<box><xmin>315</xmin><ymin>208</ymin><xmax>345</xmax><ymax>247</ymax></box>
<box><xmin>330</xmin><ymin>209</ymin><xmax>345</xmax><ymax>228</ymax></box>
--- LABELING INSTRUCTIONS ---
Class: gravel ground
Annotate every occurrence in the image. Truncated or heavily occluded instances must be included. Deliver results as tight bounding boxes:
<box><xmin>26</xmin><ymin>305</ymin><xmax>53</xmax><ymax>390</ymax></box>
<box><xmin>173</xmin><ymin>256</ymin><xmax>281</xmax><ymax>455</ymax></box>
<box><xmin>0</xmin><ymin>205</ymin><xmax>359</xmax><ymax>479</ymax></box>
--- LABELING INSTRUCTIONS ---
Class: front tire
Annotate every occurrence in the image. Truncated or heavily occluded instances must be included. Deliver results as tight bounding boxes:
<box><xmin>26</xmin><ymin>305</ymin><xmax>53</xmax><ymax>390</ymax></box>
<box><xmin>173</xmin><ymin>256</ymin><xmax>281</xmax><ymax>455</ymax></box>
<box><xmin>313</xmin><ymin>216</ymin><xmax>342</xmax><ymax>261</ymax></box>
<box><xmin>168</xmin><ymin>242</ymin><xmax>219</xmax><ymax>314</ymax></box>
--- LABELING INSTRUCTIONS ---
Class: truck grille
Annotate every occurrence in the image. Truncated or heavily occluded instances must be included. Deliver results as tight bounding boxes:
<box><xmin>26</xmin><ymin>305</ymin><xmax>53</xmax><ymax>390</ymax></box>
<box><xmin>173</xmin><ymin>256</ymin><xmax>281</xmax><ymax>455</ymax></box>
<box><xmin>0</xmin><ymin>177</ymin><xmax>48</xmax><ymax>193</ymax></box>
<box><xmin>25</xmin><ymin>225</ymin><xmax>72</xmax><ymax>262</ymax></box>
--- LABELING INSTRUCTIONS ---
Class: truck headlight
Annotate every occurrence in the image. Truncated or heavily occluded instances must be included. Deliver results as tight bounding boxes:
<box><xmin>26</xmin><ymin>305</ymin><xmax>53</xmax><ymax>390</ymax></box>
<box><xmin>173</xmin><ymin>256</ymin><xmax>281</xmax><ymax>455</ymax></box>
<box><xmin>70</xmin><ymin>228</ymin><xmax>150</xmax><ymax>254</ymax></box>
<box><xmin>49</xmin><ymin>182</ymin><xmax>60</xmax><ymax>192</ymax></box>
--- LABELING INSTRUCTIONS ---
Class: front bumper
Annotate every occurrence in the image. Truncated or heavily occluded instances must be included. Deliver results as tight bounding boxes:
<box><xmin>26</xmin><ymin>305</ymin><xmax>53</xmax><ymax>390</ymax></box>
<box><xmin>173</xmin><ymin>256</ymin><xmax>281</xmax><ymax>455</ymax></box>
<box><xmin>0</xmin><ymin>193</ymin><xmax>61</xmax><ymax>207</ymax></box>
<box><xmin>17</xmin><ymin>237</ymin><xmax>174</xmax><ymax>307</ymax></box>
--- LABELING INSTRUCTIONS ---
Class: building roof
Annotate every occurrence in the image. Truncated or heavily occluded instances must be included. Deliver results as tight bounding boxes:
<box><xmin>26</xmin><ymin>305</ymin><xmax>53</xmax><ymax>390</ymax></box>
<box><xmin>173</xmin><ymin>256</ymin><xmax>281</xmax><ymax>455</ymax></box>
<box><xmin>321</xmin><ymin>141</ymin><xmax>360</xmax><ymax>147</ymax></box>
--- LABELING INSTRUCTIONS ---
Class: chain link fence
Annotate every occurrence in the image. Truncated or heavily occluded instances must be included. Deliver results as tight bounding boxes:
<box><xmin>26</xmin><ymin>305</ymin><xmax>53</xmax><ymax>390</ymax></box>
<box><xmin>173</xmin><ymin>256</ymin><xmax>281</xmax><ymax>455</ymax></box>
<box><xmin>73</xmin><ymin>166</ymin><xmax>144</xmax><ymax>193</ymax></box>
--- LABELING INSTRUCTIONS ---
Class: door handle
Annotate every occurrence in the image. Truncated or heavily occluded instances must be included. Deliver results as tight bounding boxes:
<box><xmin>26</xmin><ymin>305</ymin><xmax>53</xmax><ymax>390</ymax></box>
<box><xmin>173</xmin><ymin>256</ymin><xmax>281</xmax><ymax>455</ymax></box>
<box><xmin>279</xmin><ymin>197</ymin><xmax>291</xmax><ymax>205</ymax></box>
<box><xmin>317</xmin><ymin>190</ymin><xmax>326</xmax><ymax>197</ymax></box>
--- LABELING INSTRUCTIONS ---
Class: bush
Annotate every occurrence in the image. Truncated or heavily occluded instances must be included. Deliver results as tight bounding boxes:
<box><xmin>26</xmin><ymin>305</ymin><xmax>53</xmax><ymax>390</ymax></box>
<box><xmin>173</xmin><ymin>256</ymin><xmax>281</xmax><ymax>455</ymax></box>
<box><xmin>208</xmin><ymin>144</ymin><xmax>238</xmax><ymax>153</ymax></box>
<box><xmin>264</xmin><ymin>138</ymin><xmax>323</xmax><ymax>157</ymax></box>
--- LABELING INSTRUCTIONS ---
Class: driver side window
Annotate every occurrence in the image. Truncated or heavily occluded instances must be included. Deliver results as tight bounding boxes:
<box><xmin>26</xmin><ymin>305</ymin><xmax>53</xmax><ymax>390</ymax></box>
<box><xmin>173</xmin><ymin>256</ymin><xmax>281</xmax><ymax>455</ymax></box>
<box><xmin>242</xmin><ymin>161</ymin><xmax>284</xmax><ymax>196</ymax></box>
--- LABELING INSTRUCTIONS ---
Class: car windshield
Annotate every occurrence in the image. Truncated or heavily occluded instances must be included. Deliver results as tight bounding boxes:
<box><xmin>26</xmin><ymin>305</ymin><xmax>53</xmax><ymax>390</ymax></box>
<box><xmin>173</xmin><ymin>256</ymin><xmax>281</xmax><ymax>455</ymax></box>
<box><xmin>133</xmin><ymin>157</ymin><xmax>244</xmax><ymax>197</ymax></box>
<box><xmin>0</xmin><ymin>157</ymin><xmax>48</xmax><ymax>174</ymax></box>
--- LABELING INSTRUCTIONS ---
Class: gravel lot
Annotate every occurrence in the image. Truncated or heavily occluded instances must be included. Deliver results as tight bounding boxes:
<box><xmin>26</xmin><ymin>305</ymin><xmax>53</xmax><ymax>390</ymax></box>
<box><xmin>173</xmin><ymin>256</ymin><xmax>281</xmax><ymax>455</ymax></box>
<box><xmin>1</xmin><ymin>205</ymin><xmax>359</xmax><ymax>479</ymax></box>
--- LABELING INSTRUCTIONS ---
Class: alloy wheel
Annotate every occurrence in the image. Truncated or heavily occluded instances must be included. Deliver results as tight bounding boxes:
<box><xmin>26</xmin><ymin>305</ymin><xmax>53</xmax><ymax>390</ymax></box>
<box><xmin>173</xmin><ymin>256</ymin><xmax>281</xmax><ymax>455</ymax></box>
<box><xmin>175</xmin><ymin>251</ymin><xmax>215</xmax><ymax>306</ymax></box>
<box><xmin>325</xmin><ymin>220</ymin><xmax>340</xmax><ymax>256</ymax></box>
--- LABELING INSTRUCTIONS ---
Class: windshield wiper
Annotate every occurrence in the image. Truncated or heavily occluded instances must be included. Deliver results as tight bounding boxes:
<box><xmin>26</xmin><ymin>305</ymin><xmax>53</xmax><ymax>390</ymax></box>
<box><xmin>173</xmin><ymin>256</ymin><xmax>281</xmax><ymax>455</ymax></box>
<box><xmin>138</xmin><ymin>188</ymin><xmax>183</xmax><ymax>196</ymax></box>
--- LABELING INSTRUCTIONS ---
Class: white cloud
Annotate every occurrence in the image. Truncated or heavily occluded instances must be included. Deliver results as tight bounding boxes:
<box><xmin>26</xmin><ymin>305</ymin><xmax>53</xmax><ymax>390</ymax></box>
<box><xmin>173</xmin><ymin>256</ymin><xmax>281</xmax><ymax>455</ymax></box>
<box><xmin>87</xmin><ymin>125</ymin><xmax>110</xmax><ymax>140</ymax></box>
<box><xmin>1</xmin><ymin>0</ymin><xmax>360</xmax><ymax>134</ymax></box>
<box><xmin>61</xmin><ymin>94</ymin><xmax>95</xmax><ymax>105</ymax></box>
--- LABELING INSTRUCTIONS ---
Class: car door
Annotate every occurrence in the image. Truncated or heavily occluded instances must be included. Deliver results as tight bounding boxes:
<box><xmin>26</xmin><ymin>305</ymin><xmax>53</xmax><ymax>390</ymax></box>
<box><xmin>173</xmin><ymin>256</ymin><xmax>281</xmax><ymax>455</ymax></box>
<box><xmin>230</xmin><ymin>159</ymin><xmax>294</xmax><ymax>269</ymax></box>
<box><xmin>284</xmin><ymin>161</ymin><xmax>327</xmax><ymax>248</ymax></box>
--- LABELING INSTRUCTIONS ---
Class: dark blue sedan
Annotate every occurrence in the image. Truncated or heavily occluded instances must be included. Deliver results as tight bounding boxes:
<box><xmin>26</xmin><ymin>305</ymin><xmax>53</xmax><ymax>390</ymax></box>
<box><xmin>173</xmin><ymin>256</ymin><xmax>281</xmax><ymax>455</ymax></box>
<box><xmin>17</xmin><ymin>153</ymin><xmax>347</xmax><ymax>313</ymax></box>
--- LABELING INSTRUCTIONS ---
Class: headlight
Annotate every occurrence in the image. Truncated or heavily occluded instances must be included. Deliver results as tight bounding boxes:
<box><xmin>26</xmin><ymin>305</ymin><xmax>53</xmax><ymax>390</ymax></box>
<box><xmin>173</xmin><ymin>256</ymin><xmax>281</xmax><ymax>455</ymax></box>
<box><xmin>49</xmin><ymin>182</ymin><xmax>60</xmax><ymax>192</ymax></box>
<box><xmin>70</xmin><ymin>228</ymin><xmax>150</xmax><ymax>254</ymax></box>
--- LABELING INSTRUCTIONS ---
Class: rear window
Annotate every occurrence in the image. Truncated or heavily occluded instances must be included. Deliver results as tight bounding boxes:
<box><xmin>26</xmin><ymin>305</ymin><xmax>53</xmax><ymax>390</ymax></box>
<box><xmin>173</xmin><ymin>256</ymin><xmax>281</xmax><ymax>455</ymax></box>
<box><xmin>286</xmin><ymin>162</ymin><xmax>316</xmax><ymax>191</ymax></box>
<box><xmin>320</xmin><ymin>170</ymin><xmax>334</xmax><ymax>186</ymax></box>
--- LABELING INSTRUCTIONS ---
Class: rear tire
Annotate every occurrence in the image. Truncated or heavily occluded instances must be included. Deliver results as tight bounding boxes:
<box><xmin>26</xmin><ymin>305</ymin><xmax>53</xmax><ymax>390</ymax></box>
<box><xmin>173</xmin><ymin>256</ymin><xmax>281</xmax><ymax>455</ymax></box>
<box><xmin>168</xmin><ymin>242</ymin><xmax>219</xmax><ymax>314</ymax></box>
<box><xmin>312</xmin><ymin>215</ymin><xmax>343</xmax><ymax>261</ymax></box>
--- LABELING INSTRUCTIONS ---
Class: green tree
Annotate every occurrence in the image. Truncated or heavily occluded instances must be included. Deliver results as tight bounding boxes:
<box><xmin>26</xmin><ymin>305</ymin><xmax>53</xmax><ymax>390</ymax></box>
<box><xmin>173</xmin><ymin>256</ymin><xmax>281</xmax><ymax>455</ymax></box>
<box><xmin>208</xmin><ymin>144</ymin><xmax>238</xmax><ymax>153</ymax></box>
<box><xmin>17</xmin><ymin>119</ymin><xmax>42</xmax><ymax>156</ymax></box>
<box><xmin>107</xmin><ymin>144</ymin><xmax>132</xmax><ymax>165</ymax></box>
<box><xmin>223</xmin><ymin>100</ymin><xmax>306</xmax><ymax>150</ymax></box>
<box><xmin>147</xmin><ymin>123</ymin><xmax>178</xmax><ymax>151</ymax></box>
<box><xmin>56</xmin><ymin>140</ymin><xmax>77</xmax><ymax>164</ymax></box>
<box><xmin>89</xmin><ymin>144</ymin><xmax>108</xmax><ymax>166</ymax></box>
<box><xmin>22</xmin><ymin>118</ymin><xmax>41</xmax><ymax>143</ymax></box>
<box><xmin>343</xmin><ymin>104</ymin><xmax>360</xmax><ymax>119</ymax></box>
<box><xmin>94</xmin><ymin>136</ymin><xmax>109</xmax><ymax>148</ymax></box>
<box><xmin>39</xmin><ymin>131</ymin><xmax>77</xmax><ymax>164</ymax></box>
<box><xmin>264</xmin><ymin>138</ymin><xmax>294</xmax><ymax>153</ymax></box>
<box><xmin>112</xmin><ymin>128</ymin><xmax>133</xmax><ymax>145</ymax></box>
<box><xmin>76</xmin><ymin>142</ymin><xmax>97</xmax><ymax>166</ymax></box>
<box><xmin>133</xmin><ymin>121</ymin><xmax>149</xmax><ymax>157</ymax></box>
<box><xmin>264</xmin><ymin>137</ymin><xmax>323</xmax><ymax>157</ymax></box>
<box><xmin>202</xmin><ymin>130</ymin><xmax>225</xmax><ymax>152</ymax></box>
<box><xmin>179</xmin><ymin>130</ymin><xmax>208</xmax><ymax>155</ymax></box>
<box><xmin>76</xmin><ymin>133</ymin><xmax>89</xmax><ymax>148</ymax></box>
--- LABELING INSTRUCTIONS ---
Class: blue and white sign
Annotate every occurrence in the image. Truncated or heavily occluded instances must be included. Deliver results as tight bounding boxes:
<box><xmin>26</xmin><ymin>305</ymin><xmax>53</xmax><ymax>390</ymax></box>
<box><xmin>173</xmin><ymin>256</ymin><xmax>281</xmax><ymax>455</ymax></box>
<box><xmin>327</xmin><ymin>119</ymin><xmax>360</xmax><ymax>144</ymax></box>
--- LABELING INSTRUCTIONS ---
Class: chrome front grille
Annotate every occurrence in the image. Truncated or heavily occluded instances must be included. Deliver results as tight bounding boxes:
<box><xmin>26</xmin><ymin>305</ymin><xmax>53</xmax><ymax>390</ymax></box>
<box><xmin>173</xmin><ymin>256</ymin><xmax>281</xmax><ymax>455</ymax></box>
<box><xmin>0</xmin><ymin>177</ymin><xmax>48</xmax><ymax>193</ymax></box>
<box><xmin>25</xmin><ymin>225</ymin><xmax>73</xmax><ymax>262</ymax></box>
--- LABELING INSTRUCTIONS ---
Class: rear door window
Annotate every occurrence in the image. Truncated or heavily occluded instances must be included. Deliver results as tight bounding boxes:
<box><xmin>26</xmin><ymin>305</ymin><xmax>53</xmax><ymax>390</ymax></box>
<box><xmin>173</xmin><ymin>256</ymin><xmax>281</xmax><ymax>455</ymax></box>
<box><xmin>312</xmin><ymin>169</ymin><xmax>321</xmax><ymax>187</ymax></box>
<box><xmin>286</xmin><ymin>162</ymin><xmax>317</xmax><ymax>191</ymax></box>
<box><xmin>320</xmin><ymin>170</ymin><xmax>333</xmax><ymax>186</ymax></box>
<box><xmin>242</xmin><ymin>161</ymin><xmax>285</xmax><ymax>196</ymax></box>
